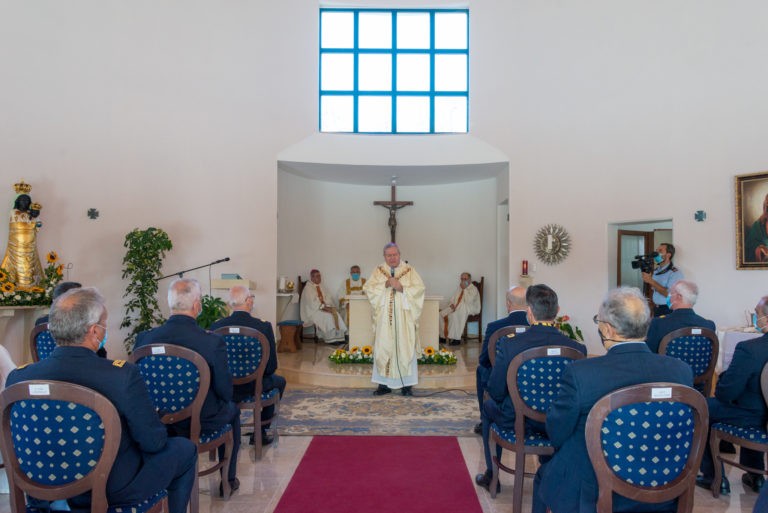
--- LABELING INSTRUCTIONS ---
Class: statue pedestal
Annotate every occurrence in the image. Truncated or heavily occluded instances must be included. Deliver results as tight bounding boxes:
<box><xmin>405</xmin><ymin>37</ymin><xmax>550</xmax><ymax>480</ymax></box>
<box><xmin>0</xmin><ymin>305</ymin><xmax>48</xmax><ymax>363</ymax></box>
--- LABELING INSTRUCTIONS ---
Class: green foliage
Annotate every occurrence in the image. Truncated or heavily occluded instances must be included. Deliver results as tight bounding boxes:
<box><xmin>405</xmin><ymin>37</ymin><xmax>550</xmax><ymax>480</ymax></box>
<box><xmin>197</xmin><ymin>294</ymin><xmax>227</xmax><ymax>330</ymax></box>
<box><xmin>121</xmin><ymin>227</ymin><xmax>172</xmax><ymax>352</ymax></box>
<box><xmin>555</xmin><ymin>315</ymin><xmax>584</xmax><ymax>342</ymax></box>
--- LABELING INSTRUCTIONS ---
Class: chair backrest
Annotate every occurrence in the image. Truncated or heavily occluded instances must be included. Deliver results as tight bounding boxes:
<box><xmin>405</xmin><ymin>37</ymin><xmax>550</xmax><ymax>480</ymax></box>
<box><xmin>130</xmin><ymin>344</ymin><xmax>209</xmax><ymax>442</ymax></box>
<box><xmin>488</xmin><ymin>325</ymin><xmax>528</xmax><ymax>367</ymax></box>
<box><xmin>658</xmin><ymin>327</ymin><xmax>718</xmax><ymax>389</ymax></box>
<box><xmin>0</xmin><ymin>380</ymin><xmax>121</xmax><ymax>513</ymax></box>
<box><xmin>761</xmin><ymin>362</ymin><xmax>768</xmax><ymax>432</ymax></box>
<box><xmin>212</xmin><ymin>326</ymin><xmax>269</xmax><ymax>398</ymax></box>
<box><xmin>468</xmin><ymin>277</ymin><xmax>484</xmax><ymax>319</ymax></box>
<box><xmin>585</xmin><ymin>383</ymin><xmax>709</xmax><ymax>513</ymax></box>
<box><xmin>507</xmin><ymin>346</ymin><xmax>585</xmax><ymax>430</ymax></box>
<box><xmin>29</xmin><ymin>323</ymin><xmax>56</xmax><ymax>362</ymax></box>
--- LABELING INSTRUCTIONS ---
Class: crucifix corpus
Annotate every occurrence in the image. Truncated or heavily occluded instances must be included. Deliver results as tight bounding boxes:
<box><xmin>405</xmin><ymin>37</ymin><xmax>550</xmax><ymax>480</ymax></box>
<box><xmin>374</xmin><ymin>178</ymin><xmax>413</xmax><ymax>243</ymax></box>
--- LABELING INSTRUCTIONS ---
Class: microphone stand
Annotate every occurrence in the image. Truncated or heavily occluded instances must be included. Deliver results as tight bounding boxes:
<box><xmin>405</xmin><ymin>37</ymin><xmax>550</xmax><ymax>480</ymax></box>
<box><xmin>155</xmin><ymin>257</ymin><xmax>230</xmax><ymax>294</ymax></box>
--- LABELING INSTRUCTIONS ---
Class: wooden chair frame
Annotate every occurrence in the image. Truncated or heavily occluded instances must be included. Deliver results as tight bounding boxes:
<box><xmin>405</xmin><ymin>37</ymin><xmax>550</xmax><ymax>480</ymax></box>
<box><xmin>213</xmin><ymin>326</ymin><xmax>280</xmax><ymax>459</ymax></box>
<box><xmin>487</xmin><ymin>325</ymin><xmax>528</xmax><ymax>368</ymax></box>
<box><xmin>463</xmin><ymin>276</ymin><xmax>484</xmax><ymax>341</ymax></box>
<box><xmin>29</xmin><ymin>323</ymin><xmax>52</xmax><ymax>363</ymax></box>
<box><xmin>131</xmin><ymin>344</ymin><xmax>234</xmax><ymax>509</ymax></box>
<box><xmin>709</xmin><ymin>362</ymin><xmax>768</xmax><ymax>498</ymax></box>
<box><xmin>489</xmin><ymin>346</ymin><xmax>586</xmax><ymax>513</ymax></box>
<box><xmin>658</xmin><ymin>327</ymin><xmax>719</xmax><ymax>396</ymax></box>
<box><xmin>0</xmin><ymin>380</ymin><xmax>167</xmax><ymax>513</ymax></box>
<box><xmin>585</xmin><ymin>383</ymin><xmax>709</xmax><ymax>513</ymax></box>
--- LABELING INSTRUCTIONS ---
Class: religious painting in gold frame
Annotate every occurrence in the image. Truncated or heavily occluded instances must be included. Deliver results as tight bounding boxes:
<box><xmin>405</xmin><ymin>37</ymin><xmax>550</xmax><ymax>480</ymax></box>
<box><xmin>735</xmin><ymin>171</ymin><xmax>768</xmax><ymax>269</ymax></box>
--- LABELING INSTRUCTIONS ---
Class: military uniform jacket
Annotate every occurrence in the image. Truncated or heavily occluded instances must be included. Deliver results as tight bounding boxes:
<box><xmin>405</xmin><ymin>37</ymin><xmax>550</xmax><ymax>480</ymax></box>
<box><xmin>715</xmin><ymin>332</ymin><xmax>768</xmax><ymax>420</ymax></box>
<box><xmin>645</xmin><ymin>308</ymin><xmax>716</xmax><ymax>353</ymax></box>
<box><xmin>487</xmin><ymin>323</ymin><xmax>587</xmax><ymax>428</ymax></box>
<box><xmin>210</xmin><ymin>311</ymin><xmax>278</xmax><ymax>382</ymax></box>
<box><xmin>5</xmin><ymin>346</ymin><xmax>168</xmax><ymax>494</ymax></box>
<box><xmin>135</xmin><ymin>315</ymin><xmax>233</xmax><ymax>431</ymax></box>
<box><xmin>478</xmin><ymin>310</ymin><xmax>529</xmax><ymax>369</ymax></box>
<box><xmin>538</xmin><ymin>343</ymin><xmax>693</xmax><ymax>513</ymax></box>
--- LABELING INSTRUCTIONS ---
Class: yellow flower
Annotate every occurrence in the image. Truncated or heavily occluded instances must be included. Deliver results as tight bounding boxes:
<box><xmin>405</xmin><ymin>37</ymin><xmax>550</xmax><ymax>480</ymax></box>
<box><xmin>30</xmin><ymin>286</ymin><xmax>44</xmax><ymax>293</ymax></box>
<box><xmin>362</xmin><ymin>346</ymin><xmax>373</xmax><ymax>355</ymax></box>
<box><xmin>0</xmin><ymin>271</ymin><xmax>6</xmax><ymax>281</ymax></box>
<box><xmin>350</xmin><ymin>346</ymin><xmax>359</xmax><ymax>353</ymax></box>
<box><xmin>1</xmin><ymin>283</ymin><xmax>14</xmax><ymax>293</ymax></box>
<box><xmin>424</xmin><ymin>346</ymin><xmax>435</xmax><ymax>356</ymax></box>
<box><xmin>56</xmin><ymin>264</ymin><xmax>63</xmax><ymax>276</ymax></box>
<box><xmin>46</xmin><ymin>251</ymin><xmax>58</xmax><ymax>263</ymax></box>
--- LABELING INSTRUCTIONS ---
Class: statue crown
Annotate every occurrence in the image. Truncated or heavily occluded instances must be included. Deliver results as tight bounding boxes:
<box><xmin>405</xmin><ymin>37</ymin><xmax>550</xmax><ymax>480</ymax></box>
<box><xmin>14</xmin><ymin>181</ymin><xmax>32</xmax><ymax>194</ymax></box>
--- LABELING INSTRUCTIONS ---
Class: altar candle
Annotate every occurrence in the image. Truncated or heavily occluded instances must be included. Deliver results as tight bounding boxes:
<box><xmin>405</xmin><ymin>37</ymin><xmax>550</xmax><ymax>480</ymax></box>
<box><xmin>522</xmin><ymin>260</ymin><xmax>528</xmax><ymax>275</ymax></box>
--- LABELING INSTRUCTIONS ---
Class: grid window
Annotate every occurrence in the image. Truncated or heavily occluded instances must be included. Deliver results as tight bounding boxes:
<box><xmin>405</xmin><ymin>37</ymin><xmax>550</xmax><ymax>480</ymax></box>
<box><xmin>320</xmin><ymin>8</ymin><xmax>469</xmax><ymax>134</ymax></box>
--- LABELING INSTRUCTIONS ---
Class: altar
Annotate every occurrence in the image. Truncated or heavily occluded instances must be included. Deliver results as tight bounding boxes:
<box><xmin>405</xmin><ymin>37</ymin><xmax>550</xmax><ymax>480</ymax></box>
<box><xmin>346</xmin><ymin>294</ymin><xmax>442</xmax><ymax>350</ymax></box>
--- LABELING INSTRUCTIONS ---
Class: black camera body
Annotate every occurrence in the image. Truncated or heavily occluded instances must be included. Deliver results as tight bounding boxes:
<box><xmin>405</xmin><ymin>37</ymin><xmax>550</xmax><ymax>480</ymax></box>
<box><xmin>631</xmin><ymin>252</ymin><xmax>659</xmax><ymax>274</ymax></box>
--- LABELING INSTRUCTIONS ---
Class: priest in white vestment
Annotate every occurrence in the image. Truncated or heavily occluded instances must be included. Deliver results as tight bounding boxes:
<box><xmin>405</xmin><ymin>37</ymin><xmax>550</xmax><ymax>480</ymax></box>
<box><xmin>300</xmin><ymin>269</ymin><xmax>347</xmax><ymax>343</ymax></box>
<box><xmin>364</xmin><ymin>243</ymin><xmax>425</xmax><ymax>396</ymax></box>
<box><xmin>440</xmin><ymin>272</ymin><xmax>481</xmax><ymax>345</ymax></box>
<box><xmin>337</xmin><ymin>264</ymin><xmax>366</xmax><ymax>325</ymax></box>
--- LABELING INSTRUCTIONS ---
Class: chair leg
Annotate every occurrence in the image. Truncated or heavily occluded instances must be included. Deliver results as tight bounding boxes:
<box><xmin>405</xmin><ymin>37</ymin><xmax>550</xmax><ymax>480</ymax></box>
<box><xmin>711</xmin><ymin>432</ymin><xmax>723</xmax><ymax>498</ymax></box>
<box><xmin>219</xmin><ymin>434</ymin><xmax>233</xmax><ymax>500</ymax></box>
<box><xmin>512</xmin><ymin>449</ymin><xmax>526</xmax><ymax>513</ymax></box>
<box><xmin>490</xmin><ymin>438</ymin><xmax>500</xmax><ymax>499</ymax></box>
<box><xmin>189</xmin><ymin>459</ymin><xmax>199</xmax><ymax>513</ymax></box>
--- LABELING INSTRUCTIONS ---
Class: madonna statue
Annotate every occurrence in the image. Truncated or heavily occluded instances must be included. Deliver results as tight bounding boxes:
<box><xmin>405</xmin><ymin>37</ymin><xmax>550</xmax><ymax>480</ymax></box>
<box><xmin>1</xmin><ymin>182</ymin><xmax>43</xmax><ymax>290</ymax></box>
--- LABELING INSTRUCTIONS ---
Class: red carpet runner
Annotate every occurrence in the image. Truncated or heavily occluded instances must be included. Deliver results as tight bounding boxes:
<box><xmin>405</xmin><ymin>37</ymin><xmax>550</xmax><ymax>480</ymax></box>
<box><xmin>274</xmin><ymin>436</ymin><xmax>483</xmax><ymax>513</ymax></box>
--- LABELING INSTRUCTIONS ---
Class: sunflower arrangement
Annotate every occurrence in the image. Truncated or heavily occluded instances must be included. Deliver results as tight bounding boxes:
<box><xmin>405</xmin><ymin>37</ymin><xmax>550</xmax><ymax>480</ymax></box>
<box><xmin>554</xmin><ymin>315</ymin><xmax>584</xmax><ymax>342</ymax></box>
<box><xmin>0</xmin><ymin>251</ymin><xmax>63</xmax><ymax>306</ymax></box>
<box><xmin>328</xmin><ymin>345</ymin><xmax>374</xmax><ymax>364</ymax></box>
<box><xmin>417</xmin><ymin>346</ymin><xmax>457</xmax><ymax>365</ymax></box>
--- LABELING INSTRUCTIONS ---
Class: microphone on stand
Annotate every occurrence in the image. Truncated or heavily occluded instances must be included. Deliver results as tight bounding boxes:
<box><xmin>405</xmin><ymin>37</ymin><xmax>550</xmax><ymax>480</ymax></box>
<box><xmin>212</xmin><ymin>257</ymin><xmax>230</xmax><ymax>265</ymax></box>
<box><xmin>390</xmin><ymin>267</ymin><xmax>395</xmax><ymax>277</ymax></box>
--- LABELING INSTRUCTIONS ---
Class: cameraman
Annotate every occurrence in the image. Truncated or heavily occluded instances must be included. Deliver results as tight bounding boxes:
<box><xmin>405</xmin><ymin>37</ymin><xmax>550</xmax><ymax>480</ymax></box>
<box><xmin>642</xmin><ymin>243</ymin><xmax>683</xmax><ymax>317</ymax></box>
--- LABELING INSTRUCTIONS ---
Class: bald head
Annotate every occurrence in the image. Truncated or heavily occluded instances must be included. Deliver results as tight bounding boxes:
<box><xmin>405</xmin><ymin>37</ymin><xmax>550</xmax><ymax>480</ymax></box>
<box><xmin>168</xmin><ymin>278</ymin><xmax>202</xmax><ymax>316</ymax></box>
<box><xmin>227</xmin><ymin>285</ymin><xmax>253</xmax><ymax>312</ymax></box>
<box><xmin>506</xmin><ymin>286</ymin><xmax>527</xmax><ymax>312</ymax></box>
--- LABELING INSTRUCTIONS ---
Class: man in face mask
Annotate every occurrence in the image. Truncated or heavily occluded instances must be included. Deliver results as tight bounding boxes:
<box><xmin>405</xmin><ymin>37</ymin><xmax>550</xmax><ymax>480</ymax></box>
<box><xmin>644</xmin><ymin>280</ymin><xmax>716</xmax><ymax>354</ymax></box>
<box><xmin>337</xmin><ymin>265</ymin><xmax>366</xmax><ymax>325</ymax></box>
<box><xmin>642</xmin><ymin>243</ymin><xmax>684</xmax><ymax>317</ymax></box>
<box><xmin>440</xmin><ymin>272</ymin><xmax>482</xmax><ymax>346</ymax></box>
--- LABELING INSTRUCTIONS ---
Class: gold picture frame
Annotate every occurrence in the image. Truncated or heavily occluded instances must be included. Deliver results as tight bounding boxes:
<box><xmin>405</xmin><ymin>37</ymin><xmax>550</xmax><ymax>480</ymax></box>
<box><xmin>736</xmin><ymin>171</ymin><xmax>768</xmax><ymax>269</ymax></box>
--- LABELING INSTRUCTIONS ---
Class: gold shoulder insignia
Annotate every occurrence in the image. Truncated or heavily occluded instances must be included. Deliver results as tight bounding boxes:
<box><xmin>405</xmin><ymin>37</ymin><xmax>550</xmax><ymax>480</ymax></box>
<box><xmin>16</xmin><ymin>363</ymin><xmax>30</xmax><ymax>370</ymax></box>
<box><xmin>112</xmin><ymin>359</ymin><xmax>126</xmax><ymax>368</ymax></box>
<box><xmin>659</xmin><ymin>315</ymin><xmax>667</xmax><ymax>319</ymax></box>
<box><xmin>505</xmin><ymin>333</ymin><xmax>516</xmax><ymax>339</ymax></box>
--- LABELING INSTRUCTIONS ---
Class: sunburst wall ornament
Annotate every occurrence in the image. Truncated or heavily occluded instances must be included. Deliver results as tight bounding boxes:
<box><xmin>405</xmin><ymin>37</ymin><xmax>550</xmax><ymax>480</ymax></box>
<box><xmin>533</xmin><ymin>224</ymin><xmax>571</xmax><ymax>265</ymax></box>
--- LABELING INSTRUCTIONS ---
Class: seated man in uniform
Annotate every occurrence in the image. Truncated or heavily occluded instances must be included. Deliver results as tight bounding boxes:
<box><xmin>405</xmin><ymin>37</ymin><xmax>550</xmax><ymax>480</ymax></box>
<box><xmin>135</xmin><ymin>278</ymin><xmax>241</xmax><ymax>494</ymax></box>
<box><xmin>337</xmin><ymin>265</ymin><xmax>366</xmax><ymax>325</ymax></box>
<box><xmin>475</xmin><ymin>284</ymin><xmax>587</xmax><ymax>493</ymax></box>
<box><xmin>645</xmin><ymin>280</ymin><xmax>715</xmax><ymax>353</ymax></box>
<box><xmin>474</xmin><ymin>286</ymin><xmax>528</xmax><ymax>434</ymax></box>
<box><xmin>211</xmin><ymin>285</ymin><xmax>286</xmax><ymax>446</ymax></box>
<box><xmin>300</xmin><ymin>269</ymin><xmax>346</xmax><ymax>344</ymax></box>
<box><xmin>7</xmin><ymin>288</ymin><xmax>197</xmax><ymax>513</ymax></box>
<box><xmin>533</xmin><ymin>287</ymin><xmax>693</xmax><ymax>513</ymax></box>
<box><xmin>440</xmin><ymin>272</ymin><xmax>481</xmax><ymax>346</ymax></box>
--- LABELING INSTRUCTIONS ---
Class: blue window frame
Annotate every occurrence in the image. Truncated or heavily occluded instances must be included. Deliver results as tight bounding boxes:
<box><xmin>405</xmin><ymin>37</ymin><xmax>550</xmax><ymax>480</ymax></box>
<box><xmin>320</xmin><ymin>8</ymin><xmax>469</xmax><ymax>134</ymax></box>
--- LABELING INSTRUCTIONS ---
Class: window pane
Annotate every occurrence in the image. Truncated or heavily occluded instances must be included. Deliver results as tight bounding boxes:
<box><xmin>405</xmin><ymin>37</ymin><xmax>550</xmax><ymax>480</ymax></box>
<box><xmin>320</xmin><ymin>95</ymin><xmax>354</xmax><ymax>132</ymax></box>
<box><xmin>434</xmin><ymin>96</ymin><xmax>467</xmax><ymax>133</ymax></box>
<box><xmin>321</xmin><ymin>11</ymin><xmax>354</xmax><ymax>48</ymax></box>
<box><xmin>321</xmin><ymin>53</ymin><xmax>354</xmax><ymax>91</ymax></box>
<box><xmin>396</xmin><ymin>96</ymin><xmax>430</xmax><ymax>132</ymax></box>
<box><xmin>359</xmin><ymin>54</ymin><xmax>392</xmax><ymax>91</ymax></box>
<box><xmin>435</xmin><ymin>12</ymin><xmax>467</xmax><ymax>49</ymax></box>
<box><xmin>434</xmin><ymin>54</ymin><xmax>467</xmax><ymax>91</ymax></box>
<box><xmin>396</xmin><ymin>12</ymin><xmax>430</xmax><ymax>49</ymax></box>
<box><xmin>396</xmin><ymin>54</ymin><xmax>430</xmax><ymax>91</ymax></box>
<box><xmin>359</xmin><ymin>12</ymin><xmax>391</xmax><ymax>49</ymax></box>
<box><xmin>359</xmin><ymin>96</ymin><xmax>392</xmax><ymax>132</ymax></box>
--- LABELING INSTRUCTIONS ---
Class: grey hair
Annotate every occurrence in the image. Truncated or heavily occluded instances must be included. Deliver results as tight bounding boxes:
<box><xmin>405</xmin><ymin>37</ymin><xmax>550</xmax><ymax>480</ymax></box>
<box><xmin>599</xmin><ymin>287</ymin><xmax>650</xmax><ymax>340</ymax></box>
<box><xmin>168</xmin><ymin>278</ymin><xmax>202</xmax><ymax>312</ymax></box>
<box><xmin>758</xmin><ymin>297</ymin><xmax>768</xmax><ymax>317</ymax></box>
<box><xmin>506</xmin><ymin>286</ymin><xmax>527</xmax><ymax>308</ymax></box>
<box><xmin>48</xmin><ymin>287</ymin><xmax>106</xmax><ymax>346</ymax></box>
<box><xmin>672</xmin><ymin>280</ymin><xmax>698</xmax><ymax>306</ymax></box>
<box><xmin>383</xmin><ymin>242</ymin><xmax>400</xmax><ymax>255</ymax></box>
<box><xmin>227</xmin><ymin>285</ymin><xmax>250</xmax><ymax>307</ymax></box>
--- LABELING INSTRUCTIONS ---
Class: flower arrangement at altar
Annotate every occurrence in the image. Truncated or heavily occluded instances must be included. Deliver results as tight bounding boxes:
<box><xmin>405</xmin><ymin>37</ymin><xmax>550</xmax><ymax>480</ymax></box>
<box><xmin>418</xmin><ymin>346</ymin><xmax>457</xmax><ymax>365</ymax></box>
<box><xmin>555</xmin><ymin>315</ymin><xmax>584</xmax><ymax>342</ymax></box>
<box><xmin>329</xmin><ymin>345</ymin><xmax>374</xmax><ymax>364</ymax></box>
<box><xmin>0</xmin><ymin>250</ymin><xmax>63</xmax><ymax>306</ymax></box>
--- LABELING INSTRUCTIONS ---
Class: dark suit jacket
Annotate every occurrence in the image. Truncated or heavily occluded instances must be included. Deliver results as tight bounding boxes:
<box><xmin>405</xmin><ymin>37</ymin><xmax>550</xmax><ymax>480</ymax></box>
<box><xmin>645</xmin><ymin>308</ymin><xmax>716</xmax><ymax>353</ymax></box>
<box><xmin>537</xmin><ymin>342</ymin><xmax>694</xmax><ymax>513</ymax></box>
<box><xmin>478</xmin><ymin>310</ymin><xmax>529</xmax><ymax>369</ymax></box>
<box><xmin>487</xmin><ymin>323</ymin><xmax>587</xmax><ymax>428</ymax></box>
<box><xmin>6</xmin><ymin>346</ymin><xmax>168</xmax><ymax>495</ymax></box>
<box><xmin>210</xmin><ymin>311</ymin><xmax>280</xmax><ymax>390</ymax></box>
<box><xmin>714</xmin><ymin>332</ymin><xmax>768</xmax><ymax>421</ymax></box>
<box><xmin>135</xmin><ymin>315</ymin><xmax>233</xmax><ymax>431</ymax></box>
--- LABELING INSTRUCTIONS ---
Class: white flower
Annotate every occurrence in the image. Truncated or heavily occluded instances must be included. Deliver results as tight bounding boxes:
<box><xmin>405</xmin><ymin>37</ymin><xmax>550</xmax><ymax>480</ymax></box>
<box><xmin>14</xmin><ymin>295</ymin><xmax>20</xmax><ymax>300</ymax></box>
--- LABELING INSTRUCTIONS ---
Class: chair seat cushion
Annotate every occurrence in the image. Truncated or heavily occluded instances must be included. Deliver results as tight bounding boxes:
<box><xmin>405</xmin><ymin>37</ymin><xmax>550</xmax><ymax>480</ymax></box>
<box><xmin>109</xmin><ymin>490</ymin><xmax>168</xmax><ymax>513</ymax></box>
<box><xmin>239</xmin><ymin>388</ymin><xmax>280</xmax><ymax>404</ymax></box>
<box><xmin>712</xmin><ymin>423</ymin><xmax>768</xmax><ymax>443</ymax></box>
<box><xmin>490</xmin><ymin>423</ymin><xmax>553</xmax><ymax>447</ymax></box>
<box><xmin>200</xmin><ymin>424</ymin><xmax>233</xmax><ymax>444</ymax></box>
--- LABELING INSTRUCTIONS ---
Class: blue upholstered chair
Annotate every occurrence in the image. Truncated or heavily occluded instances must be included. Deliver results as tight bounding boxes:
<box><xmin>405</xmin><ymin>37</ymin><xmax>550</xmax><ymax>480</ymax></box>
<box><xmin>585</xmin><ymin>383</ymin><xmax>708</xmax><ymax>513</ymax></box>
<box><xmin>213</xmin><ymin>326</ymin><xmax>280</xmax><ymax>459</ymax></box>
<box><xmin>708</xmin><ymin>362</ymin><xmax>768</xmax><ymax>498</ymax></box>
<box><xmin>131</xmin><ymin>344</ymin><xmax>234</xmax><ymax>509</ymax></box>
<box><xmin>658</xmin><ymin>327</ymin><xmax>719</xmax><ymax>396</ymax></box>
<box><xmin>489</xmin><ymin>346</ymin><xmax>585</xmax><ymax>513</ymax></box>
<box><xmin>487</xmin><ymin>326</ymin><xmax>528</xmax><ymax>368</ymax></box>
<box><xmin>0</xmin><ymin>380</ymin><xmax>168</xmax><ymax>513</ymax></box>
<box><xmin>29</xmin><ymin>324</ymin><xmax>56</xmax><ymax>362</ymax></box>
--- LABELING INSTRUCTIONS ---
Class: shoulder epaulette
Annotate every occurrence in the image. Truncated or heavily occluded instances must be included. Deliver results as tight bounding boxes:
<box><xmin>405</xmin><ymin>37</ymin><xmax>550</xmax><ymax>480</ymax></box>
<box><xmin>659</xmin><ymin>315</ymin><xmax>667</xmax><ymax>319</ymax></box>
<box><xmin>16</xmin><ymin>363</ymin><xmax>30</xmax><ymax>370</ymax></box>
<box><xmin>505</xmin><ymin>333</ymin><xmax>516</xmax><ymax>339</ymax></box>
<box><xmin>112</xmin><ymin>359</ymin><xmax>126</xmax><ymax>368</ymax></box>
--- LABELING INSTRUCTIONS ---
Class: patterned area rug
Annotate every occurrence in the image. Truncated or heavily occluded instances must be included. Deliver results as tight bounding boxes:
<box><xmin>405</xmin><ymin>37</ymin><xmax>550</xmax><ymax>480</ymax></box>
<box><xmin>272</xmin><ymin>387</ymin><xmax>478</xmax><ymax>436</ymax></box>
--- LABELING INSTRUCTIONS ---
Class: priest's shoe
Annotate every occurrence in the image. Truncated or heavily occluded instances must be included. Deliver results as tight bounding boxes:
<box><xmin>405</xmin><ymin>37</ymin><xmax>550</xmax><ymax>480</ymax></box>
<box><xmin>373</xmin><ymin>384</ymin><xmax>392</xmax><ymax>396</ymax></box>
<box><xmin>261</xmin><ymin>432</ymin><xmax>274</xmax><ymax>446</ymax></box>
<box><xmin>475</xmin><ymin>470</ymin><xmax>501</xmax><ymax>494</ymax></box>
<box><xmin>401</xmin><ymin>386</ymin><xmax>413</xmax><ymax>396</ymax></box>
<box><xmin>742</xmin><ymin>472</ymin><xmax>765</xmax><ymax>493</ymax></box>
<box><xmin>696</xmin><ymin>475</ymin><xmax>730</xmax><ymax>495</ymax></box>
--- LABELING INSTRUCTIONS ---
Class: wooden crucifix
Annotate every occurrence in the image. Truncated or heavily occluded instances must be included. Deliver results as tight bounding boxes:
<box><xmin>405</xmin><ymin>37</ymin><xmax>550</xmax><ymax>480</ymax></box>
<box><xmin>374</xmin><ymin>179</ymin><xmax>413</xmax><ymax>243</ymax></box>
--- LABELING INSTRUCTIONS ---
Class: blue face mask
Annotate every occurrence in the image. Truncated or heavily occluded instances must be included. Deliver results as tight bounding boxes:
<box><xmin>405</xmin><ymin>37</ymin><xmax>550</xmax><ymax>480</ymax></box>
<box><xmin>666</xmin><ymin>295</ymin><xmax>672</xmax><ymax>308</ymax></box>
<box><xmin>654</xmin><ymin>254</ymin><xmax>663</xmax><ymax>264</ymax></box>
<box><xmin>752</xmin><ymin>313</ymin><xmax>767</xmax><ymax>331</ymax></box>
<box><xmin>351</xmin><ymin>273</ymin><xmax>360</xmax><ymax>281</ymax></box>
<box><xmin>96</xmin><ymin>325</ymin><xmax>108</xmax><ymax>350</ymax></box>
<box><xmin>462</xmin><ymin>280</ymin><xmax>470</xmax><ymax>288</ymax></box>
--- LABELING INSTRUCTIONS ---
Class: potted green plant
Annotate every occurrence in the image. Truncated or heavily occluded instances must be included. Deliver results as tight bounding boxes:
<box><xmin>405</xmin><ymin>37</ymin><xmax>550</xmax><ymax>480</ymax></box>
<box><xmin>197</xmin><ymin>294</ymin><xmax>227</xmax><ymax>329</ymax></box>
<box><xmin>121</xmin><ymin>227</ymin><xmax>172</xmax><ymax>352</ymax></box>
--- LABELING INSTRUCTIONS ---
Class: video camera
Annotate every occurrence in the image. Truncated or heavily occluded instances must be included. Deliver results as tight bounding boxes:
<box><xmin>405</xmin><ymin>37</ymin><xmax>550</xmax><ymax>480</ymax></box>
<box><xmin>630</xmin><ymin>252</ymin><xmax>658</xmax><ymax>274</ymax></box>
